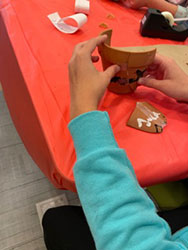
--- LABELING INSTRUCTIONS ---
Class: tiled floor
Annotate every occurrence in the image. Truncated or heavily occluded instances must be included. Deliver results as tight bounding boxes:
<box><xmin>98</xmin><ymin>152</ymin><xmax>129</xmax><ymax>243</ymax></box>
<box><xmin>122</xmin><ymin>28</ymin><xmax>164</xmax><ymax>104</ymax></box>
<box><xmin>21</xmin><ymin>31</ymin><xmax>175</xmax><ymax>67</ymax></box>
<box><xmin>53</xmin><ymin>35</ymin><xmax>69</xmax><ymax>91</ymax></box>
<box><xmin>0</xmin><ymin>90</ymin><xmax>80</xmax><ymax>250</ymax></box>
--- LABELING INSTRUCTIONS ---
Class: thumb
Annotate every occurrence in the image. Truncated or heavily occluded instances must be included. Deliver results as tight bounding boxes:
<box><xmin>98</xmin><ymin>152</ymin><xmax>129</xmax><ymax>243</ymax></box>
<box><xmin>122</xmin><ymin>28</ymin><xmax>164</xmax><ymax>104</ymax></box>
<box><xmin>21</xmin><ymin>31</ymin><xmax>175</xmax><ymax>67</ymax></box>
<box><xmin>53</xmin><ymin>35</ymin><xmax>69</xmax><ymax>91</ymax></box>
<box><xmin>103</xmin><ymin>65</ymin><xmax>120</xmax><ymax>83</ymax></box>
<box><xmin>138</xmin><ymin>77</ymin><xmax>167</xmax><ymax>92</ymax></box>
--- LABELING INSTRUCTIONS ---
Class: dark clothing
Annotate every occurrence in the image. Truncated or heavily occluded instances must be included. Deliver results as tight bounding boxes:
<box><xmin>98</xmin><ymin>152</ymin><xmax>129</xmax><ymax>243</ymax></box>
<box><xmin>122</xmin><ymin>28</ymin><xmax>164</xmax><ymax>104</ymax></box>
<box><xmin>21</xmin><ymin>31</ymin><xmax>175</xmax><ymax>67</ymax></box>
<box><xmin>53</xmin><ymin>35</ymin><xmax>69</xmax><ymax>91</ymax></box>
<box><xmin>42</xmin><ymin>205</ymin><xmax>188</xmax><ymax>250</ymax></box>
<box><xmin>42</xmin><ymin>206</ymin><xmax>96</xmax><ymax>250</ymax></box>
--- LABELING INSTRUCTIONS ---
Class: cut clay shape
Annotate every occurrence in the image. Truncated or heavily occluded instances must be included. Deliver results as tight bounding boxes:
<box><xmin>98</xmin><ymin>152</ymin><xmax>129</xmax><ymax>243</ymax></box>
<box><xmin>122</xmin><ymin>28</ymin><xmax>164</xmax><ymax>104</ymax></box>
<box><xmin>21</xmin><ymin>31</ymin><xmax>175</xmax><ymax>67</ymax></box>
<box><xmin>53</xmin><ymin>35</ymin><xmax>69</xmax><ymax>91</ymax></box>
<box><xmin>98</xmin><ymin>29</ymin><xmax>156</xmax><ymax>94</ymax></box>
<box><xmin>127</xmin><ymin>102</ymin><xmax>167</xmax><ymax>133</ymax></box>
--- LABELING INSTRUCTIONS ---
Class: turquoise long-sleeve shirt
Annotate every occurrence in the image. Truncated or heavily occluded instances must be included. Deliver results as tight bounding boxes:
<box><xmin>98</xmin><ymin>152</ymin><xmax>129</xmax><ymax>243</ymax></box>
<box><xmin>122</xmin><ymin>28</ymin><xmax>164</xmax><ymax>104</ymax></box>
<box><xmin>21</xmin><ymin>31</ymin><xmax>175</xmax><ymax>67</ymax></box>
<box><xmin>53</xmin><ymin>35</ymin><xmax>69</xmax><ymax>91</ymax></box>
<box><xmin>68</xmin><ymin>111</ymin><xmax>188</xmax><ymax>250</ymax></box>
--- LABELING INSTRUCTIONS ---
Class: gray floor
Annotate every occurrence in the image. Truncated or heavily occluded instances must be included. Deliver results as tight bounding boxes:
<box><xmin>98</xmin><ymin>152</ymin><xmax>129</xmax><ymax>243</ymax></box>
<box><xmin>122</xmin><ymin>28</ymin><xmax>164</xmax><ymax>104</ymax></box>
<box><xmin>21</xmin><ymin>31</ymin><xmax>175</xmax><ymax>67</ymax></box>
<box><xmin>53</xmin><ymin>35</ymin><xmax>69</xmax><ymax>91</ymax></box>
<box><xmin>0</xmin><ymin>90</ymin><xmax>80</xmax><ymax>250</ymax></box>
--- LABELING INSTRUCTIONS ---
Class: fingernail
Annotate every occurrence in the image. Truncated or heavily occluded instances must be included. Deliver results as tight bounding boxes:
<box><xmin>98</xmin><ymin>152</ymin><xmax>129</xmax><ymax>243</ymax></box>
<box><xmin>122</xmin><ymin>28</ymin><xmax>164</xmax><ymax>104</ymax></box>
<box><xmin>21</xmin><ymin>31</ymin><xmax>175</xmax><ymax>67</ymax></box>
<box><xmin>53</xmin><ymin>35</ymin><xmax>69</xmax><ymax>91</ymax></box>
<box><xmin>115</xmin><ymin>65</ymin><xmax>121</xmax><ymax>72</ymax></box>
<box><xmin>138</xmin><ymin>78</ymin><xmax>144</xmax><ymax>84</ymax></box>
<box><xmin>145</xmin><ymin>74</ymin><xmax>151</xmax><ymax>78</ymax></box>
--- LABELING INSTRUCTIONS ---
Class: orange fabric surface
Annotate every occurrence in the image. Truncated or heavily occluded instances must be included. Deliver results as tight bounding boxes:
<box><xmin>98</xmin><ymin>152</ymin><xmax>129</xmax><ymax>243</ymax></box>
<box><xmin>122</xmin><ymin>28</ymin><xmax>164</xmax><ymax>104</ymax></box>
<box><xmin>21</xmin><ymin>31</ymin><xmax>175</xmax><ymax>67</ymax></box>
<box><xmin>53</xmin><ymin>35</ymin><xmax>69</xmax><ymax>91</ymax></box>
<box><xmin>0</xmin><ymin>0</ymin><xmax>188</xmax><ymax>192</ymax></box>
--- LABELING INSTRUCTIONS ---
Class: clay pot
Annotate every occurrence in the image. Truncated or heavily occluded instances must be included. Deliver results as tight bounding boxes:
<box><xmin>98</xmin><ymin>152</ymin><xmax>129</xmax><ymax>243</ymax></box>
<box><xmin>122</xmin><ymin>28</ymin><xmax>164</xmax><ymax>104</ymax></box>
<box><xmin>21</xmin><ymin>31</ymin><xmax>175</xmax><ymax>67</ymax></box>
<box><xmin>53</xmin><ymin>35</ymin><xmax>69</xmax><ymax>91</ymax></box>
<box><xmin>98</xmin><ymin>29</ymin><xmax>156</xmax><ymax>94</ymax></box>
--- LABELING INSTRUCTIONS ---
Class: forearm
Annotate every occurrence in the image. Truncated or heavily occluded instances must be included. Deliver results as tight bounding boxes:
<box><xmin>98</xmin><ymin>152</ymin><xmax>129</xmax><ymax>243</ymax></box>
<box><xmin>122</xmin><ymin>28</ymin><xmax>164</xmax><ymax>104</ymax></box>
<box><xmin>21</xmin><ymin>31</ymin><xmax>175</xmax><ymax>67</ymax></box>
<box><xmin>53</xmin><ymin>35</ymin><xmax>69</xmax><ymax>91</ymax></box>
<box><xmin>147</xmin><ymin>0</ymin><xmax>178</xmax><ymax>15</ymax></box>
<box><xmin>69</xmin><ymin>111</ymin><xmax>187</xmax><ymax>250</ymax></box>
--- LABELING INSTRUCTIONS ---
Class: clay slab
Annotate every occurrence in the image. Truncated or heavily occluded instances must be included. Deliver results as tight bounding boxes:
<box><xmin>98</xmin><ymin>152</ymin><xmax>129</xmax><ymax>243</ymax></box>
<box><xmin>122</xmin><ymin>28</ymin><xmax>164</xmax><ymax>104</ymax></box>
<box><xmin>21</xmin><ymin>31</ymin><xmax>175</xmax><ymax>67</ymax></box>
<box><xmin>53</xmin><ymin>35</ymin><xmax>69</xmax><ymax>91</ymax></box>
<box><xmin>127</xmin><ymin>102</ymin><xmax>167</xmax><ymax>133</ymax></box>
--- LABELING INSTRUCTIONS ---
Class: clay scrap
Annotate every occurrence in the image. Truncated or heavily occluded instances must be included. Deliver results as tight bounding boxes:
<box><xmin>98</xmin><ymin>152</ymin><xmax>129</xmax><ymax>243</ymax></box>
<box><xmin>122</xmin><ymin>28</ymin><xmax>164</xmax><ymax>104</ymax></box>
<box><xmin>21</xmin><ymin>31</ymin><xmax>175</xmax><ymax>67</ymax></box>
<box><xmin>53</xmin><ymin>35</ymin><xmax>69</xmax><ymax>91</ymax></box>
<box><xmin>99</xmin><ymin>23</ymin><xmax>109</xmax><ymax>29</ymax></box>
<box><xmin>98</xmin><ymin>29</ymin><xmax>156</xmax><ymax>94</ymax></box>
<box><xmin>127</xmin><ymin>102</ymin><xmax>167</xmax><ymax>133</ymax></box>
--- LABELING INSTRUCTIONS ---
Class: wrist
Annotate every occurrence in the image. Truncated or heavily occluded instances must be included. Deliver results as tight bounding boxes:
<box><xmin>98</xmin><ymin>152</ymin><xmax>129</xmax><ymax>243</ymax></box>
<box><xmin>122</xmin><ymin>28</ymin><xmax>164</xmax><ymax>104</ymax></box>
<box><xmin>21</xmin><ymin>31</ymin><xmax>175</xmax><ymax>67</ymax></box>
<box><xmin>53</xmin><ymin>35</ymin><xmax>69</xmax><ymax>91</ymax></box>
<box><xmin>70</xmin><ymin>103</ymin><xmax>98</xmax><ymax>120</ymax></box>
<box><xmin>146</xmin><ymin>0</ymin><xmax>162</xmax><ymax>8</ymax></box>
<box><xmin>181</xmin><ymin>86</ymin><xmax>188</xmax><ymax>102</ymax></box>
<box><xmin>180</xmin><ymin>76</ymin><xmax>188</xmax><ymax>102</ymax></box>
<box><xmin>145</xmin><ymin>0</ymin><xmax>151</xmax><ymax>7</ymax></box>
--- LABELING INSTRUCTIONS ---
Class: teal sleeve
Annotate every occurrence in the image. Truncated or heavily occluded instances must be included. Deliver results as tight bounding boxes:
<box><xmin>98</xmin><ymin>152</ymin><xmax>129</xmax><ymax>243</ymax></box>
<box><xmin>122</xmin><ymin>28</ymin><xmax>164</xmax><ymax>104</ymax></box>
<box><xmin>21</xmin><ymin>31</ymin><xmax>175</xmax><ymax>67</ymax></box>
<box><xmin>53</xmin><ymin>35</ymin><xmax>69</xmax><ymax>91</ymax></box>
<box><xmin>68</xmin><ymin>111</ymin><xmax>188</xmax><ymax>250</ymax></box>
<box><xmin>175</xmin><ymin>5</ymin><xmax>188</xmax><ymax>17</ymax></box>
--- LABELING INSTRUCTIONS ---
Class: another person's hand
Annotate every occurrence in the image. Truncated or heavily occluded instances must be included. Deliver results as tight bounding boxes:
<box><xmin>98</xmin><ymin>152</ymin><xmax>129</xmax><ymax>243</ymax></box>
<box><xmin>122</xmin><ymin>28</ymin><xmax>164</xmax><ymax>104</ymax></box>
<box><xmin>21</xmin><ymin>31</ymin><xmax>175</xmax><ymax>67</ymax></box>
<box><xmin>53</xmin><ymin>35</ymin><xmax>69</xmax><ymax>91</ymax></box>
<box><xmin>120</xmin><ymin>0</ymin><xmax>177</xmax><ymax>16</ymax></box>
<box><xmin>138</xmin><ymin>54</ymin><xmax>188</xmax><ymax>102</ymax></box>
<box><xmin>69</xmin><ymin>35</ymin><xmax>120</xmax><ymax>120</ymax></box>
<box><xmin>121</xmin><ymin>0</ymin><xmax>148</xmax><ymax>9</ymax></box>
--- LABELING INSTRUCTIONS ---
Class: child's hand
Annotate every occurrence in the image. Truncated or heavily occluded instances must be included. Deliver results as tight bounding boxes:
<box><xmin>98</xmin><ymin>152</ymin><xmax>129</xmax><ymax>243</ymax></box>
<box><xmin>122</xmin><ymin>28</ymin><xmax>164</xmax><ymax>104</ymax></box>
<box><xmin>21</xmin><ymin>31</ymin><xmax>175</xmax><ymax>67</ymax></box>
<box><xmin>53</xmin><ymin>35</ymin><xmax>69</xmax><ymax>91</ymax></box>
<box><xmin>69</xmin><ymin>36</ymin><xmax>120</xmax><ymax>120</ymax></box>
<box><xmin>138</xmin><ymin>54</ymin><xmax>188</xmax><ymax>102</ymax></box>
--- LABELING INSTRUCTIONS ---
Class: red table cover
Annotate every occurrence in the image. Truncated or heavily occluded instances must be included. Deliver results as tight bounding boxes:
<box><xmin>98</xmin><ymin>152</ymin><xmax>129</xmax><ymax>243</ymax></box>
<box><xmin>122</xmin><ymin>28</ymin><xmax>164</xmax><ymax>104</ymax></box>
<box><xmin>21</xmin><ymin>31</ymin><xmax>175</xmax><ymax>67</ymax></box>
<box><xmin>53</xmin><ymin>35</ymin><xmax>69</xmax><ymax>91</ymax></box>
<box><xmin>0</xmin><ymin>0</ymin><xmax>188</xmax><ymax>192</ymax></box>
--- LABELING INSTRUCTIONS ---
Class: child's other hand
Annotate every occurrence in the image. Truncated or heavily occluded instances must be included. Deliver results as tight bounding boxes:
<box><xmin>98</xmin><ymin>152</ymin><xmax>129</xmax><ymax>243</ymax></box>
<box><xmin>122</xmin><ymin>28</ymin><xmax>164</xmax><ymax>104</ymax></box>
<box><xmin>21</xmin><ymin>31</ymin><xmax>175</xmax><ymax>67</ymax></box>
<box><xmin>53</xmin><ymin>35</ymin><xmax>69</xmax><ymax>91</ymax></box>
<box><xmin>138</xmin><ymin>54</ymin><xmax>188</xmax><ymax>102</ymax></box>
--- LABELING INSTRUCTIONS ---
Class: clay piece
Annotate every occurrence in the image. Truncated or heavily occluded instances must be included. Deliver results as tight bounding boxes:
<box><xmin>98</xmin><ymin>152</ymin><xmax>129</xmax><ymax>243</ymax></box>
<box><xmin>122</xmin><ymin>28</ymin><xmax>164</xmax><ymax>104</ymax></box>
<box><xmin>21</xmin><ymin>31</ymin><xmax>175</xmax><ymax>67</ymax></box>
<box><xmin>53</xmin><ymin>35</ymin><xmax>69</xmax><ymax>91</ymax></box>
<box><xmin>98</xmin><ymin>29</ymin><xmax>156</xmax><ymax>94</ymax></box>
<box><xmin>127</xmin><ymin>102</ymin><xmax>167</xmax><ymax>133</ymax></box>
<box><xmin>99</xmin><ymin>23</ymin><xmax>109</xmax><ymax>29</ymax></box>
<box><xmin>106</xmin><ymin>13</ymin><xmax>115</xmax><ymax>20</ymax></box>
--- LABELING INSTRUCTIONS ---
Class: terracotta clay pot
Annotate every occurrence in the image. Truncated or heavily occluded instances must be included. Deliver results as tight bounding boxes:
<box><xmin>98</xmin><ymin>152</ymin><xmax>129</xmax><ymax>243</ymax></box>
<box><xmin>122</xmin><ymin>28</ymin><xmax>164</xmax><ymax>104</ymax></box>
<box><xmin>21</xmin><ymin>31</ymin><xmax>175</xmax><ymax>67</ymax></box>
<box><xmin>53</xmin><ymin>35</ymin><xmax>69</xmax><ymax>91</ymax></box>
<box><xmin>98</xmin><ymin>29</ymin><xmax>156</xmax><ymax>94</ymax></box>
